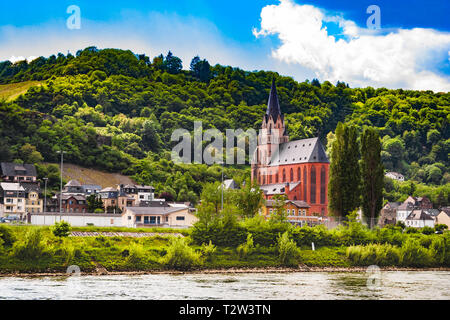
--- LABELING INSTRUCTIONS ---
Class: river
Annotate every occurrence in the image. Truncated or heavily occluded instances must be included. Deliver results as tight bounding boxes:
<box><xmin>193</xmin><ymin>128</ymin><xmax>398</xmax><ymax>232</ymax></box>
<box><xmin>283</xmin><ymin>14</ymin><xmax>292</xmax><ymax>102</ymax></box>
<box><xmin>0</xmin><ymin>271</ymin><xmax>448</xmax><ymax>300</ymax></box>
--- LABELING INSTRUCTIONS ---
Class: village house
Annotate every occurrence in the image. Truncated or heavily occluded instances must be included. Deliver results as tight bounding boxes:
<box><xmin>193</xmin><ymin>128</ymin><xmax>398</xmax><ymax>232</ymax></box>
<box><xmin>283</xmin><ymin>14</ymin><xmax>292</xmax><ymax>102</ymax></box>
<box><xmin>0</xmin><ymin>162</ymin><xmax>37</xmax><ymax>183</ymax></box>
<box><xmin>60</xmin><ymin>194</ymin><xmax>88</xmax><ymax>213</ymax></box>
<box><xmin>118</xmin><ymin>184</ymin><xmax>155</xmax><ymax>205</ymax></box>
<box><xmin>99</xmin><ymin>187</ymin><xmax>119</xmax><ymax>212</ymax></box>
<box><xmin>396</xmin><ymin>196</ymin><xmax>433</xmax><ymax>223</ymax></box>
<box><xmin>23</xmin><ymin>183</ymin><xmax>43</xmax><ymax>214</ymax></box>
<box><xmin>261</xmin><ymin>199</ymin><xmax>314</xmax><ymax>226</ymax></box>
<box><xmin>0</xmin><ymin>182</ymin><xmax>26</xmax><ymax>218</ymax></box>
<box><xmin>435</xmin><ymin>211</ymin><xmax>450</xmax><ymax>229</ymax></box>
<box><xmin>379</xmin><ymin>202</ymin><xmax>401</xmax><ymax>226</ymax></box>
<box><xmin>122</xmin><ymin>206</ymin><xmax>198</xmax><ymax>228</ymax></box>
<box><xmin>118</xmin><ymin>191</ymin><xmax>136</xmax><ymax>212</ymax></box>
<box><xmin>385</xmin><ymin>172</ymin><xmax>405</xmax><ymax>181</ymax></box>
<box><xmin>405</xmin><ymin>209</ymin><xmax>435</xmax><ymax>228</ymax></box>
<box><xmin>251</xmin><ymin>80</ymin><xmax>329</xmax><ymax>216</ymax></box>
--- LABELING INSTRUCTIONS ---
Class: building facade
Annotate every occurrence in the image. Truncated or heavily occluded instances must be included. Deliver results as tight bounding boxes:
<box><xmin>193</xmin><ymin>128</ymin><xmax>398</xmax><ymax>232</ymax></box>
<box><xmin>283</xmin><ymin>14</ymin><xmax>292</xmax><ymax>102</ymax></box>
<box><xmin>0</xmin><ymin>182</ymin><xmax>26</xmax><ymax>217</ymax></box>
<box><xmin>251</xmin><ymin>79</ymin><xmax>330</xmax><ymax>216</ymax></box>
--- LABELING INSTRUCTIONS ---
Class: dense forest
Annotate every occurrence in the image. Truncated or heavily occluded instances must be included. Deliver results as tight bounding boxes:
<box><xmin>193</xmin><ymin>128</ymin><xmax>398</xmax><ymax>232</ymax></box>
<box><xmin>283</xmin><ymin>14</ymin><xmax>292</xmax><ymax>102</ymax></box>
<box><xmin>0</xmin><ymin>47</ymin><xmax>448</xmax><ymax>205</ymax></box>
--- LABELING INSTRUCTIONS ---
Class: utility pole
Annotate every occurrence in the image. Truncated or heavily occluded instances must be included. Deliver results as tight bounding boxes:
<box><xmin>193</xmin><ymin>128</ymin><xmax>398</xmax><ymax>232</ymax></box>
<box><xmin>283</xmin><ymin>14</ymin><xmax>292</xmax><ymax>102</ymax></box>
<box><xmin>56</xmin><ymin>150</ymin><xmax>67</xmax><ymax>222</ymax></box>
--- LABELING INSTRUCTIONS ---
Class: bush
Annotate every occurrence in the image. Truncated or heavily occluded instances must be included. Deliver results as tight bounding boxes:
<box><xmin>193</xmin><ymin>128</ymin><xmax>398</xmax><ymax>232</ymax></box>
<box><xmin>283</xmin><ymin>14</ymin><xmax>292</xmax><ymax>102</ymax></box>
<box><xmin>127</xmin><ymin>243</ymin><xmax>146</xmax><ymax>266</ymax></box>
<box><xmin>277</xmin><ymin>232</ymin><xmax>299</xmax><ymax>267</ymax></box>
<box><xmin>346</xmin><ymin>244</ymin><xmax>401</xmax><ymax>266</ymax></box>
<box><xmin>400</xmin><ymin>238</ymin><xmax>433</xmax><ymax>267</ymax></box>
<box><xmin>0</xmin><ymin>225</ymin><xmax>16</xmax><ymax>246</ymax></box>
<box><xmin>405</xmin><ymin>227</ymin><xmax>419</xmax><ymax>234</ymax></box>
<box><xmin>429</xmin><ymin>237</ymin><xmax>446</xmax><ymax>265</ymax></box>
<box><xmin>292</xmin><ymin>225</ymin><xmax>337</xmax><ymax>247</ymax></box>
<box><xmin>52</xmin><ymin>221</ymin><xmax>71</xmax><ymax>237</ymax></box>
<box><xmin>12</xmin><ymin>228</ymin><xmax>47</xmax><ymax>260</ymax></box>
<box><xmin>200</xmin><ymin>241</ymin><xmax>217</xmax><ymax>262</ymax></box>
<box><xmin>237</xmin><ymin>233</ymin><xmax>255</xmax><ymax>259</ymax></box>
<box><xmin>435</xmin><ymin>224</ymin><xmax>448</xmax><ymax>232</ymax></box>
<box><xmin>421</xmin><ymin>226</ymin><xmax>435</xmax><ymax>235</ymax></box>
<box><xmin>161</xmin><ymin>237</ymin><xmax>202</xmax><ymax>270</ymax></box>
<box><xmin>396</xmin><ymin>221</ymin><xmax>406</xmax><ymax>229</ymax></box>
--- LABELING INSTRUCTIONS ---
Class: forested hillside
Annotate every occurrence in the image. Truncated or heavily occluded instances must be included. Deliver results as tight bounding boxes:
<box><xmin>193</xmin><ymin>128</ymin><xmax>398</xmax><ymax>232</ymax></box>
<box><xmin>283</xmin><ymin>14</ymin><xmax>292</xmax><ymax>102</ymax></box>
<box><xmin>0</xmin><ymin>47</ymin><xmax>448</xmax><ymax>205</ymax></box>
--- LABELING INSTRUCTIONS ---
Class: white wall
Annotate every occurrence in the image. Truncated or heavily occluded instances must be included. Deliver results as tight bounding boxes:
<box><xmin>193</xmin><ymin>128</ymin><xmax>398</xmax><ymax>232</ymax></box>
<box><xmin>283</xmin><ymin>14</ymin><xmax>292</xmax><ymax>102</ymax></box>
<box><xmin>31</xmin><ymin>213</ymin><xmax>122</xmax><ymax>227</ymax></box>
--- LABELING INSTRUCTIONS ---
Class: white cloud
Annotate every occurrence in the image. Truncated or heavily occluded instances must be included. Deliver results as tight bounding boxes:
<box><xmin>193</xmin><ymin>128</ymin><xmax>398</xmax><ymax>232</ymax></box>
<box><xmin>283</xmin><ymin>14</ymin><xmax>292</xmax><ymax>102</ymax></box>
<box><xmin>253</xmin><ymin>0</ymin><xmax>450</xmax><ymax>92</ymax></box>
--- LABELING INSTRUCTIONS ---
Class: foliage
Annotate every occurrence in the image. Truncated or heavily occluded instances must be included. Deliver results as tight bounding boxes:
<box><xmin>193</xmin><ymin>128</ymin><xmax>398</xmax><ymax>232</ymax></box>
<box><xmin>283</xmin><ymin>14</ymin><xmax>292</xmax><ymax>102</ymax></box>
<box><xmin>236</xmin><ymin>233</ymin><xmax>255</xmax><ymax>259</ymax></box>
<box><xmin>360</xmin><ymin>126</ymin><xmax>384</xmax><ymax>228</ymax></box>
<box><xmin>277</xmin><ymin>231</ymin><xmax>299</xmax><ymax>267</ymax></box>
<box><xmin>160</xmin><ymin>237</ymin><xmax>202</xmax><ymax>270</ymax></box>
<box><xmin>200</xmin><ymin>240</ymin><xmax>217</xmax><ymax>262</ymax></box>
<box><xmin>328</xmin><ymin>122</ymin><xmax>361</xmax><ymax>217</ymax></box>
<box><xmin>52</xmin><ymin>221</ymin><xmax>71</xmax><ymax>237</ymax></box>
<box><xmin>12</xmin><ymin>228</ymin><xmax>47</xmax><ymax>260</ymax></box>
<box><xmin>0</xmin><ymin>225</ymin><xmax>16</xmax><ymax>247</ymax></box>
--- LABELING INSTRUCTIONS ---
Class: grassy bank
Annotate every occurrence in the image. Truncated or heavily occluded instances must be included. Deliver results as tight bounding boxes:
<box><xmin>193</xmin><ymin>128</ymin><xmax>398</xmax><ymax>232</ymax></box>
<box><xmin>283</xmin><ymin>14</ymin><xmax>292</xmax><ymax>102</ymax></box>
<box><xmin>0</xmin><ymin>223</ymin><xmax>449</xmax><ymax>275</ymax></box>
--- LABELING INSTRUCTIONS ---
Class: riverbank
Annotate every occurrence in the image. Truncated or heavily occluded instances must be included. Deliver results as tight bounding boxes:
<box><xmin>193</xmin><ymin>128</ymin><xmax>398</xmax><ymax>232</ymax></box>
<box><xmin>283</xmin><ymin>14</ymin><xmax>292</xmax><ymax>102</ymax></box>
<box><xmin>1</xmin><ymin>266</ymin><xmax>450</xmax><ymax>278</ymax></box>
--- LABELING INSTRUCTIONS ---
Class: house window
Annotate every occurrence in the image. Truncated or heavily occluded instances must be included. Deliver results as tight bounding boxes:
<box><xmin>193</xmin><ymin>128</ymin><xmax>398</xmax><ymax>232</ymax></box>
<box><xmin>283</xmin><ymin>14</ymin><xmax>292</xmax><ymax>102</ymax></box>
<box><xmin>150</xmin><ymin>216</ymin><xmax>156</xmax><ymax>224</ymax></box>
<box><xmin>128</xmin><ymin>216</ymin><xmax>132</xmax><ymax>220</ymax></box>
<box><xmin>297</xmin><ymin>168</ymin><xmax>301</xmax><ymax>181</ymax></box>
<box><xmin>136</xmin><ymin>216</ymin><xmax>141</xmax><ymax>222</ymax></box>
<box><xmin>283</xmin><ymin>169</ymin><xmax>286</xmax><ymax>182</ymax></box>
<box><xmin>290</xmin><ymin>168</ymin><xmax>294</xmax><ymax>182</ymax></box>
<box><xmin>292</xmin><ymin>209</ymin><xmax>296</xmax><ymax>215</ymax></box>
<box><xmin>287</xmin><ymin>209</ymin><xmax>290</xmax><ymax>214</ymax></box>
<box><xmin>176</xmin><ymin>216</ymin><xmax>185</xmax><ymax>221</ymax></box>
<box><xmin>275</xmin><ymin>173</ymin><xmax>278</xmax><ymax>183</ymax></box>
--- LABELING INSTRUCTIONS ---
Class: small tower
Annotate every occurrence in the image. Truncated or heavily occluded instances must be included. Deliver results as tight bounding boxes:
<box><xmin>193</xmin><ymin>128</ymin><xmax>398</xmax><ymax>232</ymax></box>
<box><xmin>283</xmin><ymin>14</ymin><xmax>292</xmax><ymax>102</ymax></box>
<box><xmin>252</xmin><ymin>78</ymin><xmax>289</xmax><ymax>184</ymax></box>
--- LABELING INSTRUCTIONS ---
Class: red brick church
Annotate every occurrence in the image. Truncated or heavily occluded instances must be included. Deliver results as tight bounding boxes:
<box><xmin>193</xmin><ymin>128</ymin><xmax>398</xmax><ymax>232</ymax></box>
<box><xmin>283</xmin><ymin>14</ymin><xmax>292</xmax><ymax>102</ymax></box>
<box><xmin>251</xmin><ymin>79</ymin><xmax>330</xmax><ymax>216</ymax></box>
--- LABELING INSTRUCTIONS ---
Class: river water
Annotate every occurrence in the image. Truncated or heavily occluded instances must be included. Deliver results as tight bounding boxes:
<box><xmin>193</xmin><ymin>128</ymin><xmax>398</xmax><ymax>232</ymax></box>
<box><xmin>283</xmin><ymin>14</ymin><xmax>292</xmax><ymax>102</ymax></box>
<box><xmin>0</xmin><ymin>271</ymin><xmax>449</xmax><ymax>300</ymax></box>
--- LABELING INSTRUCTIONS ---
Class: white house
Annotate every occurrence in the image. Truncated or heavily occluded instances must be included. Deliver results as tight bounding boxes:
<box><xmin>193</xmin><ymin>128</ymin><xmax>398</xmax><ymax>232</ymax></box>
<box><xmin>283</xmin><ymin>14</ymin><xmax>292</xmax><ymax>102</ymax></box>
<box><xmin>0</xmin><ymin>182</ymin><xmax>26</xmax><ymax>218</ymax></box>
<box><xmin>405</xmin><ymin>209</ymin><xmax>435</xmax><ymax>228</ymax></box>
<box><xmin>396</xmin><ymin>201</ymin><xmax>415</xmax><ymax>223</ymax></box>
<box><xmin>122</xmin><ymin>206</ymin><xmax>198</xmax><ymax>228</ymax></box>
<box><xmin>385</xmin><ymin>172</ymin><xmax>405</xmax><ymax>181</ymax></box>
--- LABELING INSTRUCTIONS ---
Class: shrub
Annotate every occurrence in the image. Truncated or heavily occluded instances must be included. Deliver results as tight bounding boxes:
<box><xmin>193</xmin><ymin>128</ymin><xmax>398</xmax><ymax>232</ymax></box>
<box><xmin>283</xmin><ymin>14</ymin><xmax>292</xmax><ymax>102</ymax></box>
<box><xmin>127</xmin><ymin>243</ymin><xmax>146</xmax><ymax>265</ymax></box>
<box><xmin>405</xmin><ymin>227</ymin><xmax>419</xmax><ymax>234</ymax></box>
<box><xmin>435</xmin><ymin>224</ymin><xmax>448</xmax><ymax>232</ymax></box>
<box><xmin>400</xmin><ymin>238</ymin><xmax>433</xmax><ymax>267</ymax></box>
<box><xmin>0</xmin><ymin>225</ymin><xmax>16</xmax><ymax>246</ymax></box>
<box><xmin>237</xmin><ymin>233</ymin><xmax>255</xmax><ymax>259</ymax></box>
<box><xmin>346</xmin><ymin>244</ymin><xmax>401</xmax><ymax>266</ymax></box>
<box><xmin>200</xmin><ymin>241</ymin><xmax>216</xmax><ymax>262</ymax></box>
<box><xmin>292</xmin><ymin>225</ymin><xmax>337</xmax><ymax>247</ymax></box>
<box><xmin>277</xmin><ymin>232</ymin><xmax>299</xmax><ymax>267</ymax></box>
<box><xmin>52</xmin><ymin>221</ymin><xmax>71</xmax><ymax>237</ymax></box>
<box><xmin>161</xmin><ymin>237</ymin><xmax>202</xmax><ymax>270</ymax></box>
<box><xmin>396</xmin><ymin>221</ymin><xmax>406</xmax><ymax>229</ymax></box>
<box><xmin>429</xmin><ymin>237</ymin><xmax>446</xmax><ymax>265</ymax></box>
<box><xmin>421</xmin><ymin>226</ymin><xmax>435</xmax><ymax>235</ymax></box>
<box><xmin>13</xmin><ymin>228</ymin><xmax>47</xmax><ymax>260</ymax></box>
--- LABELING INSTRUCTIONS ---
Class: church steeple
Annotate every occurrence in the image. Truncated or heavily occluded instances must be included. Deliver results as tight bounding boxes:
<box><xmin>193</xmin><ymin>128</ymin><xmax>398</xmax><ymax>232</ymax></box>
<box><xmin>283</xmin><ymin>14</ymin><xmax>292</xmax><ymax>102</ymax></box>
<box><xmin>266</xmin><ymin>78</ymin><xmax>281</xmax><ymax>121</ymax></box>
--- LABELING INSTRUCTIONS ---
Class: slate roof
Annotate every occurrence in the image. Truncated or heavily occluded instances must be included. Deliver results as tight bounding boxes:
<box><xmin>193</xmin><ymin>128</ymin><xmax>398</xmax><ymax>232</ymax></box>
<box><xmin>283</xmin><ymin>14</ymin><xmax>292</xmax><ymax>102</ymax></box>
<box><xmin>265</xmin><ymin>78</ymin><xmax>282</xmax><ymax>121</ymax></box>
<box><xmin>406</xmin><ymin>210</ymin><xmax>434</xmax><ymax>221</ymax></box>
<box><xmin>60</xmin><ymin>194</ymin><xmax>87</xmax><ymax>201</ymax></box>
<box><xmin>0</xmin><ymin>182</ymin><xmax>25</xmax><ymax>191</ymax></box>
<box><xmin>125</xmin><ymin>206</ymin><xmax>187</xmax><ymax>216</ymax></box>
<box><xmin>268</xmin><ymin>137</ymin><xmax>329</xmax><ymax>166</ymax></box>
<box><xmin>260</xmin><ymin>183</ymin><xmax>287</xmax><ymax>195</ymax></box>
<box><xmin>21</xmin><ymin>182</ymin><xmax>41</xmax><ymax>193</ymax></box>
<box><xmin>424</xmin><ymin>209</ymin><xmax>440</xmax><ymax>217</ymax></box>
<box><xmin>384</xmin><ymin>202</ymin><xmax>401</xmax><ymax>209</ymax></box>
<box><xmin>65</xmin><ymin>179</ymin><xmax>82</xmax><ymax>187</ymax></box>
<box><xmin>265</xmin><ymin>199</ymin><xmax>310</xmax><ymax>208</ymax></box>
<box><xmin>1</xmin><ymin>162</ymin><xmax>37</xmax><ymax>177</ymax></box>
<box><xmin>222</xmin><ymin>179</ymin><xmax>239</xmax><ymax>190</ymax></box>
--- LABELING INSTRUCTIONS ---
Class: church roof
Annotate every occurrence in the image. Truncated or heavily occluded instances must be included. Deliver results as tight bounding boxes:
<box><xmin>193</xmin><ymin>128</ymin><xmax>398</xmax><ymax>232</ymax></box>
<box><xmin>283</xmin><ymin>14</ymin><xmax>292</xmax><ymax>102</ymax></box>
<box><xmin>266</xmin><ymin>78</ymin><xmax>282</xmax><ymax>121</ymax></box>
<box><xmin>268</xmin><ymin>137</ymin><xmax>329</xmax><ymax>166</ymax></box>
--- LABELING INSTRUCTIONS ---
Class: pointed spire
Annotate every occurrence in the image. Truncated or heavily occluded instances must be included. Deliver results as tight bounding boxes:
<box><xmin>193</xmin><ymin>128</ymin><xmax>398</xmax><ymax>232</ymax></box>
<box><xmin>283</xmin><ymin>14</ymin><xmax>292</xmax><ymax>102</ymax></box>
<box><xmin>266</xmin><ymin>78</ymin><xmax>281</xmax><ymax>120</ymax></box>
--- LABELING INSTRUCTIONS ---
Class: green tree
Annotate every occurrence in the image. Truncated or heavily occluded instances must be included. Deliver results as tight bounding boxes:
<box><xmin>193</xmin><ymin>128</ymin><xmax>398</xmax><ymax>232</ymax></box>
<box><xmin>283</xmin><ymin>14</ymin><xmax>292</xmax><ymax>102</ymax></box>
<box><xmin>232</xmin><ymin>179</ymin><xmax>263</xmax><ymax>218</ymax></box>
<box><xmin>360</xmin><ymin>127</ymin><xmax>384</xmax><ymax>228</ymax></box>
<box><xmin>328</xmin><ymin>122</ymin><xmax>361</xmax><ymax>218</ymax></box>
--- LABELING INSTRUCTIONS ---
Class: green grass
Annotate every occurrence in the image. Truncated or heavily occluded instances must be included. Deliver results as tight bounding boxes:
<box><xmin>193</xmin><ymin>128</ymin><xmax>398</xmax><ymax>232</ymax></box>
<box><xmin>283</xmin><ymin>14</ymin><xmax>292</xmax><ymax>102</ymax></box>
<box><xmin>0</xmin><ymin>81</ymin><xmax>42</xmax><ymax>102</ymax></box>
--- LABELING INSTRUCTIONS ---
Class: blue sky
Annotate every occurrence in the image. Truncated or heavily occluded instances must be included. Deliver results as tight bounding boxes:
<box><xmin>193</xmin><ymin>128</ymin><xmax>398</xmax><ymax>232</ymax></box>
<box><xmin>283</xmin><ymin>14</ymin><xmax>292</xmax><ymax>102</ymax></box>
<box><xmin>0</xmin><ymin>0</ymin><xmax>449</xmax><ymax>91</ymax></box>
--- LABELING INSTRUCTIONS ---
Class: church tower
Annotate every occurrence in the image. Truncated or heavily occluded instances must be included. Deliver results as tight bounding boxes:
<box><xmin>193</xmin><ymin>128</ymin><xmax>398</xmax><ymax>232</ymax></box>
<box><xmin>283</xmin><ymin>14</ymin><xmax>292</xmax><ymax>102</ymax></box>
<box><xmin>252</xmin><ymin>79</ymin><xmax>289</xmax><ymax>184</ymax></box>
